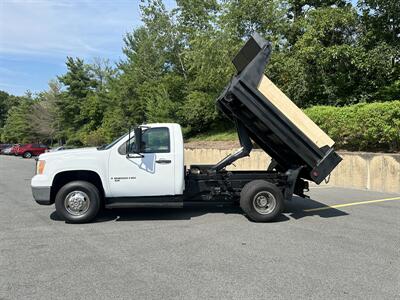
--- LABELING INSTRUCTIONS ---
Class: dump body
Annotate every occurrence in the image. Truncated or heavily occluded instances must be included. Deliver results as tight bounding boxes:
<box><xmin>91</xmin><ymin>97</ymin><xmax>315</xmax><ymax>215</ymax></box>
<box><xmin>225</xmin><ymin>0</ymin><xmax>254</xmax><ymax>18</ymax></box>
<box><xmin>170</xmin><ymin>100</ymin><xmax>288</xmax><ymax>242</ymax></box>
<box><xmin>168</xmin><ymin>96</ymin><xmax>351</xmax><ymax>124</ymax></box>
<box><xmin>217</xmin><ymin>33</ymin><xmax>342</xmax><ymax>184</ymax></box>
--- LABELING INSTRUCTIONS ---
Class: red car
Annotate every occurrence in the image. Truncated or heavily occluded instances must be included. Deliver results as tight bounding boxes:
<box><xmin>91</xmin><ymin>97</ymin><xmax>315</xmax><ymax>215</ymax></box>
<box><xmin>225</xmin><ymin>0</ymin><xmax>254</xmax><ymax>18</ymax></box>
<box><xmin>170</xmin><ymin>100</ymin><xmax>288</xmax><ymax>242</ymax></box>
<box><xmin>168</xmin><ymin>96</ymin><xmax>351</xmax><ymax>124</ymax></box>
<box><xmin>16</xmin><ymin>143</ymin><xmax>49</xmax><ymax>158</ymax></box>
<box><xmin>9</xmin><ymin>144</ymin><xmax>22</xmax><ymax>155</ymax></box>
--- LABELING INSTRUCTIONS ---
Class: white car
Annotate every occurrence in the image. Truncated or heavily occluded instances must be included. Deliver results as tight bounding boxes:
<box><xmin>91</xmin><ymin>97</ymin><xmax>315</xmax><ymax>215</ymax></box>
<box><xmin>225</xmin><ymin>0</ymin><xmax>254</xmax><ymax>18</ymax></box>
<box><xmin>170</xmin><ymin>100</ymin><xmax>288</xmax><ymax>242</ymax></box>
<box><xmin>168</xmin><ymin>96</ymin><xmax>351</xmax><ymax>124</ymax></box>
<box><xmin>1</xmin><ymin>146</ymin><xmax>13</xmax><ymax>155</ymax></box>
<box><xmin>46</xmin><ymin>146</ymin><xmax>68</xmax><ymax>152</ymax></box>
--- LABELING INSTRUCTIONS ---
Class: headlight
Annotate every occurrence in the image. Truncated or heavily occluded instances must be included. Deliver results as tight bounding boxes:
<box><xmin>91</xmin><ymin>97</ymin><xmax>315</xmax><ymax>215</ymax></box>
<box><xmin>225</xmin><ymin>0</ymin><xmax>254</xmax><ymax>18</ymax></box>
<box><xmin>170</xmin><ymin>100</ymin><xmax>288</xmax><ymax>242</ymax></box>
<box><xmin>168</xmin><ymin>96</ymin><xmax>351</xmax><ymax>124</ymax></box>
<box><xmin>36</xmin><ymin>160</ymin><xmax>46</xmax><ymax>175</ymax></box>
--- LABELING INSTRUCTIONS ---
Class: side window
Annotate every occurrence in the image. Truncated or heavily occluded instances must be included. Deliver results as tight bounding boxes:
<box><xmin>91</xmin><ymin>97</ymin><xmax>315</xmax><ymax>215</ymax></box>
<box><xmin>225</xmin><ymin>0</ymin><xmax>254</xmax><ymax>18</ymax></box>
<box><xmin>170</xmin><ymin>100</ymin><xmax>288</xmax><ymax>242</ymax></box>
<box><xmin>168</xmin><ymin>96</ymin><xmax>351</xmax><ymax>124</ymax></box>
<box><xmin>32</xmin><ymin>144</ymin><xmax>40</xmax><ymax>148</ymax></box>
<box><xmin>118</xmin><ymin>127</ymin><xmax>170</xmax><ymax>155</ymax></box>
<box><xmin>118</xmin><ymin>138</ymin><xmax>135</xmax><ymax>155</ymax></box>
<box><xmin>142</xmin><ymin>127</ymin><xmax>170</xmax><ymax>153</ymax></box>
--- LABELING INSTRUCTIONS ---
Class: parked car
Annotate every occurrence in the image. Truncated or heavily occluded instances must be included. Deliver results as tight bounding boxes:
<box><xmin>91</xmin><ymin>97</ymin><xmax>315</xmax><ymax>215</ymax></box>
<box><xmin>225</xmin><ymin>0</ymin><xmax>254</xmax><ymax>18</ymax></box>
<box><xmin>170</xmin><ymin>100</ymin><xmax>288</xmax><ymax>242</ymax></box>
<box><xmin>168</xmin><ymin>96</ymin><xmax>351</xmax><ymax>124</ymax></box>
<box><xmin>1</xmin><ymin>146</ymin><xmax>13</xmax><ymax>155</ymax></box>
<box><xmin>0</xmin><ymin>144</ymin><xmax>12</xmax><ymax>151</ymax></box>
<box><xmin>16</xmin><ymin>144</ymin><xmax>49</xmax><ymax>158</ymax></box>
<box><xmin>46</xmin><ymin>146</ymin><xmax>72</xmax><ymax>152</ymax></box>
<box><xmin>9</xmin><ymin>144</ymin><xmax>22</xmax><ymax>155</ymax></box>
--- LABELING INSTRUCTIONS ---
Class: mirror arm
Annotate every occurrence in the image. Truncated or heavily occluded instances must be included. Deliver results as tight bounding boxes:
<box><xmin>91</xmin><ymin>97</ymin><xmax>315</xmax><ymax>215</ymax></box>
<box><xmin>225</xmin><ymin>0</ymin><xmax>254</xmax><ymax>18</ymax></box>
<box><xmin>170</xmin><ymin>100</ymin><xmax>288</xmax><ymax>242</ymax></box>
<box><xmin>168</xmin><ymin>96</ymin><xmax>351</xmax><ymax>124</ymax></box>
<box><xmin>126</xmin><ymin>126</ymin><xmax>130</xmax><ymax>156</ymax></box>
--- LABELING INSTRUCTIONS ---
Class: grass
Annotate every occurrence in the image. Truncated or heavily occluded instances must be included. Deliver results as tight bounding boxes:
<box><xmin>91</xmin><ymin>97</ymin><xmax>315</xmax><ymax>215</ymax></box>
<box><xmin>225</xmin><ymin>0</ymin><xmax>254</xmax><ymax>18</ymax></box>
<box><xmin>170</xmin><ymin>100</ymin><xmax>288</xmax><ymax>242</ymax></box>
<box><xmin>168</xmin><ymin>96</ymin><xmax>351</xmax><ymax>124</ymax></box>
<box><xmin>186</xmin><ymin>129</ymin><xmax>237</xmax><ymax>142</ymax></box>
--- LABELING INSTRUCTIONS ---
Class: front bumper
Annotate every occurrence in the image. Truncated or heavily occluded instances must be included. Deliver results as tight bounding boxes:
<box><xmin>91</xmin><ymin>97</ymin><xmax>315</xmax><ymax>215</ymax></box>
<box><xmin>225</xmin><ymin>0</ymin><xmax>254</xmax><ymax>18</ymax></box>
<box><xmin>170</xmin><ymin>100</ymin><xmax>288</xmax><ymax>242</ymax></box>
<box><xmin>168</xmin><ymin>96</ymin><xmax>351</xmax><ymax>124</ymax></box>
<box><xmin>32</xmin><ymin>186</ymin><xmax>52</xmax><ymax>205</ymax></box>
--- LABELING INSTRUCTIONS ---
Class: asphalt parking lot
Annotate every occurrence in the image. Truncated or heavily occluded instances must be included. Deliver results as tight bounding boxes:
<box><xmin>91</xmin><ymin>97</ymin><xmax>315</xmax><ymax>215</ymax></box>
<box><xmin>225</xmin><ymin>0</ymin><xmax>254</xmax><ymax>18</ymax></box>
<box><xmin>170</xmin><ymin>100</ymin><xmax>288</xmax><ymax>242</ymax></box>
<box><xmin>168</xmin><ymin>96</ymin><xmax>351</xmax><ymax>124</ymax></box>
<box><xmin>0</xmin><ymin>155</ymin><xmax>399</xmax><ymax>299</ymax></box>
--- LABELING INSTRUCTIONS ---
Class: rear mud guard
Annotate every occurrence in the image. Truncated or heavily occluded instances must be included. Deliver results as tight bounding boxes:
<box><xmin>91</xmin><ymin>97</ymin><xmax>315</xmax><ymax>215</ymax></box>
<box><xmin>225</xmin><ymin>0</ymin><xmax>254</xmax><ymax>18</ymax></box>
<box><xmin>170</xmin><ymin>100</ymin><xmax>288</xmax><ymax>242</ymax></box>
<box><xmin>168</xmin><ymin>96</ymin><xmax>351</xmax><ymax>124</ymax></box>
<box><xmin>283</xmin><ymin>167</ymin><xmax>304</xmax><ymax>201</ymax></box>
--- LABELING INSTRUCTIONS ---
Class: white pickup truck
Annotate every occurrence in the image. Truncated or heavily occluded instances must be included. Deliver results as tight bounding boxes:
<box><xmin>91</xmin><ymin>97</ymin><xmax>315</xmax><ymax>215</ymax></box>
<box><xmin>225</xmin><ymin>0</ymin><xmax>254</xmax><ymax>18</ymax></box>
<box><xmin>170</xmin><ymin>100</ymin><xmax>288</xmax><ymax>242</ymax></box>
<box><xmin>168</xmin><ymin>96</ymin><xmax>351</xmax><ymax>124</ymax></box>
<box><xmin>31</xmin><ymin>34</ymin><xmax>341</xmax><ymax>223</ymax></box>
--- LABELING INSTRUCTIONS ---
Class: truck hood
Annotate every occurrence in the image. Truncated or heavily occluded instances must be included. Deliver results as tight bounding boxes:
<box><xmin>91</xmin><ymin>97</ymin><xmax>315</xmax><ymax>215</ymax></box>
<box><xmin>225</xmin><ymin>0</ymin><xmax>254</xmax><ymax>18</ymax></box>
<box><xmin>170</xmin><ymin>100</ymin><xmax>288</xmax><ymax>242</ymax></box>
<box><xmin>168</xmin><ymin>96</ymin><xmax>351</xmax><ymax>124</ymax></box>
<box><xmin>39</xmin><ymin>147</ymin><xmax>99</xmax><ymax>159</ymax></box>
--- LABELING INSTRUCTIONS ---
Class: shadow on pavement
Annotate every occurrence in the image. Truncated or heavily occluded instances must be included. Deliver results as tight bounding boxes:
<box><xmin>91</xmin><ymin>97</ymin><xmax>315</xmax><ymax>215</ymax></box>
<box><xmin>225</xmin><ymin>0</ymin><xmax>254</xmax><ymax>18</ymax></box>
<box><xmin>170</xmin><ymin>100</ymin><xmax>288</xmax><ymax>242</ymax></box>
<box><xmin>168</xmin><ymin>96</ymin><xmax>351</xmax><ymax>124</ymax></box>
<box><xmin>50</xmin><ymin>206</ymin><xmax>244</xmax><ymax>223</ymax></box>
<box><xmin>50</xmin><ymin>196</ymin><xmax>347</xmax><ymax>223</ymax></box>
<box><xmin>285</xmin><ymin>196</ymin><xmax>348</xmax><ymax>219</ymax></box>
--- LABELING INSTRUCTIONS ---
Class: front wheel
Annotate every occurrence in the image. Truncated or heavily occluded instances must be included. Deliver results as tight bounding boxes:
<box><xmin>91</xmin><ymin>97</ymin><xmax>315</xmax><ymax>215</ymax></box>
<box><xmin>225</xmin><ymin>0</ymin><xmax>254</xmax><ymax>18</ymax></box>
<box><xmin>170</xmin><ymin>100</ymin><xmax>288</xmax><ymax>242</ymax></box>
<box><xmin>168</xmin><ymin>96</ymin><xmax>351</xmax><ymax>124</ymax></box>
<box><xmin>55</xmin><ymin>181</ymin><xmax>101</xmax><ymax>223</ymax></box>
<box><xmin>23</xmin><ymin>152</ymin><xmax>32</xmax><ymax>158</ymax></box>
<box><xmin>240</xmin><ymin>180</ymin><xmax>284</xmax><ymax>222</ymax></box>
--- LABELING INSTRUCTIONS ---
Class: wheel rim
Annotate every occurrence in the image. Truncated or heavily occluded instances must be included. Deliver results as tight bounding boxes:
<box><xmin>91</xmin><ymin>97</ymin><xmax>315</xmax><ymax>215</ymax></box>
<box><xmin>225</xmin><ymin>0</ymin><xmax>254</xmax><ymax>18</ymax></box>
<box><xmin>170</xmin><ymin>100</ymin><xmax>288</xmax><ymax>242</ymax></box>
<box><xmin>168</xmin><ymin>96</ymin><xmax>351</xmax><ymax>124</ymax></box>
<box><xmin>252</xmin><ymin>191</ymin><xmax>276</xmax><ymax>215</ymax></box>
<box><xmin>26</xmin><ymin>153</ymin><xmax>31</xmax><ymax>158</ymax></box>
<box><xmin>64</xmin><ymin>191</ymin><xmax>90</xmax><ymax>216</ymax></box>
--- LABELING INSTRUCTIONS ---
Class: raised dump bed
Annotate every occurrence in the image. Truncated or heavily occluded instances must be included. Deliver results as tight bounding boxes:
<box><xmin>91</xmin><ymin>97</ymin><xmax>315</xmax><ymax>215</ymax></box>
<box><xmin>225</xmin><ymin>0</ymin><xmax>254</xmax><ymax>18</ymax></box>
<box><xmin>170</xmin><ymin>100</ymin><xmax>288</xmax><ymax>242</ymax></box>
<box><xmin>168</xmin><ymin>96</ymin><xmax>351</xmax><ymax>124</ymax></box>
<box><xmin>216</xmin><ymin>33</ymin><xmax>342</xmax><ymax>184</ymax></box>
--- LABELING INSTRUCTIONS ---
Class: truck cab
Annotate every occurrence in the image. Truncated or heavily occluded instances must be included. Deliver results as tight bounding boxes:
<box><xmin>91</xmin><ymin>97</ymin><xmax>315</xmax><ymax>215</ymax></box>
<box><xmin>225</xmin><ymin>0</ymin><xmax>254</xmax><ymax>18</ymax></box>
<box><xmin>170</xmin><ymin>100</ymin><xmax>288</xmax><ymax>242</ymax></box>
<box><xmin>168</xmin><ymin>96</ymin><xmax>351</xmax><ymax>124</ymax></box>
<box><xmin>31</xmin><ymin>123</ymin><xmax>185</xmax><ymax>205</ymax></box>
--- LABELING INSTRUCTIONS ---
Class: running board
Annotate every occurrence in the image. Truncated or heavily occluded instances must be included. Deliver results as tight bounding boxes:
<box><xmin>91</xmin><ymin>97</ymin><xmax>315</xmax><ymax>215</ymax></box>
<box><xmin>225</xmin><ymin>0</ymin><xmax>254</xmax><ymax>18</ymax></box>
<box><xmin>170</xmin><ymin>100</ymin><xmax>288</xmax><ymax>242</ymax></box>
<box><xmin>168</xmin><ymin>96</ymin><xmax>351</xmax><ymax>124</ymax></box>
<box><xmin>106</xmin><ymin>202</ymin><xmax>183</xmax><ymax>209</ymax></box>
<box><xmin>105</xmin><ymin>201</ymin><xmax>235</xmax><ymax>209</ymax></box>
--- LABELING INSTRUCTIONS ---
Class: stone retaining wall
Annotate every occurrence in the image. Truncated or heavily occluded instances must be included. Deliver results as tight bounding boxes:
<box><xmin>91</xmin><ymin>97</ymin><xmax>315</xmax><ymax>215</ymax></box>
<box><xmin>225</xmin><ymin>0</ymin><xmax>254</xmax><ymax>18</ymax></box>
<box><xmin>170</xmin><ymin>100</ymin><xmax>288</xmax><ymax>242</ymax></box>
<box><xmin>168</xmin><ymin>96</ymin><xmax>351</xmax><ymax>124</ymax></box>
<box><xmin>184</xmin><ymin>149</ymin><xmax>400</xmax><ymax>193</ymax></box>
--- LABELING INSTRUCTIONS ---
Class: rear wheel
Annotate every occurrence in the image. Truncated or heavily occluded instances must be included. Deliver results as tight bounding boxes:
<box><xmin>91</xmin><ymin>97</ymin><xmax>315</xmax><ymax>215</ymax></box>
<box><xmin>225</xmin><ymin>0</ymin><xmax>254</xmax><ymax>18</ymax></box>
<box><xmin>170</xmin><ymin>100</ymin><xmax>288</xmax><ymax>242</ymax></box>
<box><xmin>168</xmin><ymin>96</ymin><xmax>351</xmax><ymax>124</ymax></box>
<box><xmin>240</xmin><ymin>180</ymin><xmax>284</xmax><ymax>222</ymax></box>
<box><xmin>55</xmin><ymin>181</ymin><xmax>101</xmax><ymax>223</ymax></box>
<box><xmin>23</xmin><ymin>152</ymin><xmax>32</xmax><ymax>158</ymax></box>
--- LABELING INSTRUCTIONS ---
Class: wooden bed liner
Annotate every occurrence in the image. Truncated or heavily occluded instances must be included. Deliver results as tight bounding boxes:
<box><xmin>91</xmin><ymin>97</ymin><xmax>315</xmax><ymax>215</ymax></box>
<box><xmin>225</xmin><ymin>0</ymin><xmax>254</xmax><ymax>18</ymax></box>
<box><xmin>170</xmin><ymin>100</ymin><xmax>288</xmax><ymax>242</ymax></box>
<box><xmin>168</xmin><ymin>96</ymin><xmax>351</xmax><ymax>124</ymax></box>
<box><xmin>257</xmin><ymin>75</ymin><xmax>334</xmax><ymax>148</ymax></box>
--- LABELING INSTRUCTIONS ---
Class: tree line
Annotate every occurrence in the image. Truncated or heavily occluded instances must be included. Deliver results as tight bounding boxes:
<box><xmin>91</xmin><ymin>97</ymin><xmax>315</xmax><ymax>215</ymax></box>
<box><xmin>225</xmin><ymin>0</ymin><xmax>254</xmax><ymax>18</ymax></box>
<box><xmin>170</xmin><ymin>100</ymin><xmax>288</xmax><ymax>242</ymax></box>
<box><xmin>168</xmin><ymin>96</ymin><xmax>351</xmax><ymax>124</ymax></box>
<box><xmin>0</xmin><ymin>0</ymin><xmax>399</xmax><ymax>146</ymax></box>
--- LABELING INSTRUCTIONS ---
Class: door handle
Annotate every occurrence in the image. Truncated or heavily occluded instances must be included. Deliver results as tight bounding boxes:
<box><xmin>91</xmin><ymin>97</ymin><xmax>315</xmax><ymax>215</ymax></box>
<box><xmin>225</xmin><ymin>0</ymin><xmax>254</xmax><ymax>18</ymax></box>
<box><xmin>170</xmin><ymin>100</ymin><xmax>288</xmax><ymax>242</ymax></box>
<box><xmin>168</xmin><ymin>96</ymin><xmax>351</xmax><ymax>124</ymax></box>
<box><xmin>156</xmin><ymin>159</ymin><xmax>171</xmax><ymax>164</ymax></box>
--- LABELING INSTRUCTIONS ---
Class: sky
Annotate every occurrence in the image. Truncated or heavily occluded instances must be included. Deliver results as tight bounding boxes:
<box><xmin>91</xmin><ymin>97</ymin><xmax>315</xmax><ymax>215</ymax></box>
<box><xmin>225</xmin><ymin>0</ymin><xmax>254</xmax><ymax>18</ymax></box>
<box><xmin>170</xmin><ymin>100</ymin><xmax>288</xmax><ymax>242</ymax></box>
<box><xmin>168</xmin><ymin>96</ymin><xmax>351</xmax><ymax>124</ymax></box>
<box><xmin>0</xmin><ymin>0</ymin><xmax>175</xmax><ymax>96</ymax></box>
<box><xmin>0</xmin><ymin>0</ymin><xmax>358</xmax><ymax>96</ymax></box>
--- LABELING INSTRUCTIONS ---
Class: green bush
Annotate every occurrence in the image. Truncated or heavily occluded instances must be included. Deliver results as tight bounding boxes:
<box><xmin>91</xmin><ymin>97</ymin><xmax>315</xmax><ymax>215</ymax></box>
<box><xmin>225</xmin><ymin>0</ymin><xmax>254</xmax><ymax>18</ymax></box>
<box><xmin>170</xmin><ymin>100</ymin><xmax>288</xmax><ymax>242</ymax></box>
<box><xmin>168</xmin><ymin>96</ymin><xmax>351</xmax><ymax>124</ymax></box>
<box><xmin>181</xmin><ymin>91</ymin><xmax>218</xmax><ymax>133</ymax></box>
<box><xmin>79</xmin><ymin>128</ymin><xmax>108</xmax><ymax>147</ymax></box>
<box><xmin>305</xmin><ymin>101</ymin><xmax>400</xmax><ymax>152</ymax></box>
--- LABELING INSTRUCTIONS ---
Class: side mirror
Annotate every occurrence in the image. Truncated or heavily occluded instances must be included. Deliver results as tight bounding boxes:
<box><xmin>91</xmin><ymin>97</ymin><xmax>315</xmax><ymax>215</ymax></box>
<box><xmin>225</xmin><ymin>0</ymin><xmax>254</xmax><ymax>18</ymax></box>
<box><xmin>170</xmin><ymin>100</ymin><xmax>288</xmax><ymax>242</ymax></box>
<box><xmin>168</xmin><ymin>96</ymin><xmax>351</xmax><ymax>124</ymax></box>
<box><xmin>133</xmin><ymin>127</ymin><xmax>142</xmax><ymax>154</ymax></box>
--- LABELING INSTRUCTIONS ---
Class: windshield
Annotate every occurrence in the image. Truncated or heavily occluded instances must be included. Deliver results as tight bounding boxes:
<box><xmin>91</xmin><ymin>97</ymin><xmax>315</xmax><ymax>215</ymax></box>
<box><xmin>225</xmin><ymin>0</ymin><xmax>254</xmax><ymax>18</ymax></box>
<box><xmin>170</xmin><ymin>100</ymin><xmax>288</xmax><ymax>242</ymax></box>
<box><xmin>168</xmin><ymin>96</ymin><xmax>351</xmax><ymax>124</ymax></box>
<box><xmin>98</xmin><ymin>133</ymin><xmax>128</xmax><ymax>150</ymax></box>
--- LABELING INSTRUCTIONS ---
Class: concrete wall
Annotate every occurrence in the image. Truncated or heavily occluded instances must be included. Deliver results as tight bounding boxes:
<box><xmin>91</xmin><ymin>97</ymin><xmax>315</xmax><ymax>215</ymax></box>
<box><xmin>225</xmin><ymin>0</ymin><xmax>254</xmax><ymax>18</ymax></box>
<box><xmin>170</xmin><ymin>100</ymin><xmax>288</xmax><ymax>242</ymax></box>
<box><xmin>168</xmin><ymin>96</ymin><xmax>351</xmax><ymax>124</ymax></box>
<box><xmin>184</xmin><ymin>148</ymin><xmax>400</xmax><ymax>194</ymax></box>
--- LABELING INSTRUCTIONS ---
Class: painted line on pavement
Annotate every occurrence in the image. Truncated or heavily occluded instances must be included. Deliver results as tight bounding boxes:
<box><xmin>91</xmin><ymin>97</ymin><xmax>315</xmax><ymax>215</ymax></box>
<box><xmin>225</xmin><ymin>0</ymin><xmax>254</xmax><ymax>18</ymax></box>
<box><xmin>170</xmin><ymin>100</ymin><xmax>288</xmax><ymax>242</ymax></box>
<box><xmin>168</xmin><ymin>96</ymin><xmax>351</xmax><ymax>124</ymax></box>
<box><xmin>304</xmin><ymin>197</ymin><xmax>400</xmax><ymax>212</ymax></box>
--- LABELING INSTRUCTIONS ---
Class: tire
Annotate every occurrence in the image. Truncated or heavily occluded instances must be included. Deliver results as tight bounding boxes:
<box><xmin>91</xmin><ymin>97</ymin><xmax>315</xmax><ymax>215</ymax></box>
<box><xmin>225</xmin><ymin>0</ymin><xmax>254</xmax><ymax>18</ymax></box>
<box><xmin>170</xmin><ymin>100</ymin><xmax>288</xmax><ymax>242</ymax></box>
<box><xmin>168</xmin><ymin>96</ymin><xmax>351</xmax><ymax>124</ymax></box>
<box><xmin>23</xmin><ymin>152</ymin><xmax>32</xmax><ymax>158</ymax></box>
<box><xmin>240</xmin><ymin>180</ymin><xmax>284</xmax><ymax>222</ymax></box>
<box><xmin>55</xmin><ymin>181</ymin><xmax>101</xmax><ymax>223</ymax></box>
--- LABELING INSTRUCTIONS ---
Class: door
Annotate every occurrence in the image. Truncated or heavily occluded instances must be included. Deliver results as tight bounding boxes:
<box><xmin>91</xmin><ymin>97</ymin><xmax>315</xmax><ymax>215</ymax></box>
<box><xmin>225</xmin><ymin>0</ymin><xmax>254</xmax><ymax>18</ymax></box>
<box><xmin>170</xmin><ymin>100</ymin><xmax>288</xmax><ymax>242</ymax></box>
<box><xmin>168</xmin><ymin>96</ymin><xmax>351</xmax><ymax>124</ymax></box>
<box><xmin>108</xmin><ymin>127</ymin><xmax>175</xmax><ymax>198</ymax></box>
<box><xmin>31</xmin><ymin>144</ymin><xmax>40</xmax><ymax>155</ymax></box>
